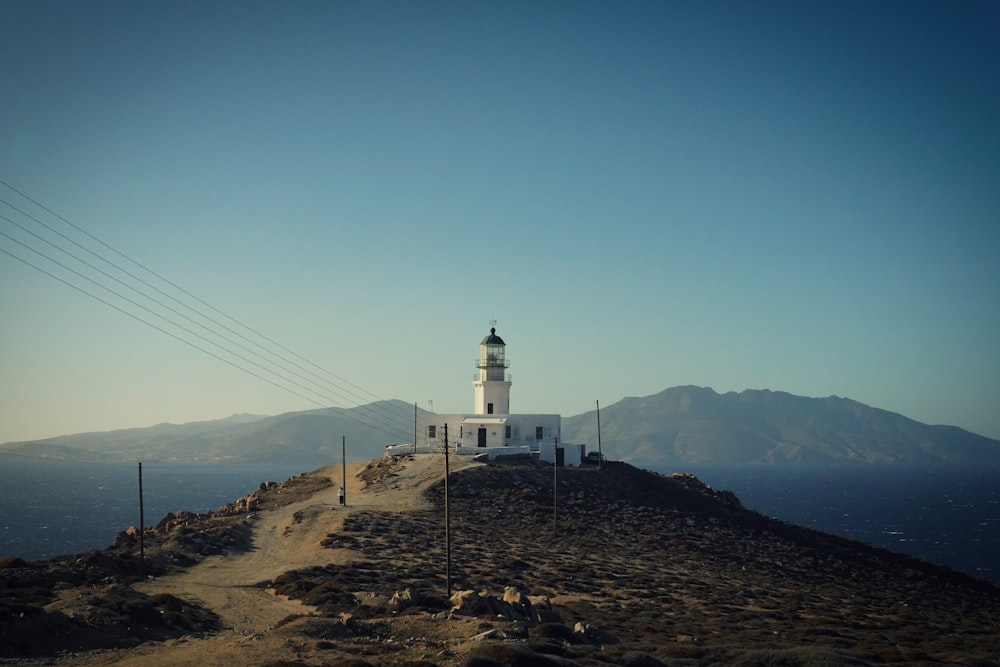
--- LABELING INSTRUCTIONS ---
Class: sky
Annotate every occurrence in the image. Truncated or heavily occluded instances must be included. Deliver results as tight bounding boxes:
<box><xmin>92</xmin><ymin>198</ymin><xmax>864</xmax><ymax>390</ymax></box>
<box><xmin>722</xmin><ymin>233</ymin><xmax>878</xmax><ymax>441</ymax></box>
<box><xmin>1</xmin><ymin>0</ymin><xmax>998</xmax><ymax>446</ymax></box>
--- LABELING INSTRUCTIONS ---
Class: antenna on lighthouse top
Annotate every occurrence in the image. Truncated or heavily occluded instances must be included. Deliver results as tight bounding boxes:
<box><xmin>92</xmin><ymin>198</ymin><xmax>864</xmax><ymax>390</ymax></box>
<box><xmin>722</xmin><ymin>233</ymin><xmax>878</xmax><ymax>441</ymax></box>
<box><xmin>489</xmin><ymin>318</ymin><xmax>497</xmax><ymax>329</ymax></box>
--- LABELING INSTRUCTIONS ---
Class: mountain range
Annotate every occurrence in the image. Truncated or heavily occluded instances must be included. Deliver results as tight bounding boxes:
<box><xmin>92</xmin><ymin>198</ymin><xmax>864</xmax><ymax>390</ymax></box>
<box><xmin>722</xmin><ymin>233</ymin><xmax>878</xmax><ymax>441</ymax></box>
<box><xmin>2</xmin><ymin>386</ymin><xmax>997</xmax><ymax>465</ymax></box>
<box><xmin>563</xmin><ymin>386</ymin><xmax>1000</xmax><ymax>466</ymax></box>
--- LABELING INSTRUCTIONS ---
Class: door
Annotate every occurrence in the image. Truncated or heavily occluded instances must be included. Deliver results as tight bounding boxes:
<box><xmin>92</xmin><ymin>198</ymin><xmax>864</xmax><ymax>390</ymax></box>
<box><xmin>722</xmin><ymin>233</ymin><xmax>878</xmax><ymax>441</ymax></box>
<box><xmin>477</xmin><ymin>427</ymin><xmax>487</xmax><ymax>447</ymax></box>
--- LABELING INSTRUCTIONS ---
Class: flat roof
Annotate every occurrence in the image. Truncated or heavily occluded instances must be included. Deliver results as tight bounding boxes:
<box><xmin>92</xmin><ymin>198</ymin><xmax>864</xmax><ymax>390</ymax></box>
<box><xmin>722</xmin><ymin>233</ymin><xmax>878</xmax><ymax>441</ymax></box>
<box><xmin>460</xmin><ymin>416</ymin><xmax>508</xmax><ymax>425</ymax></box>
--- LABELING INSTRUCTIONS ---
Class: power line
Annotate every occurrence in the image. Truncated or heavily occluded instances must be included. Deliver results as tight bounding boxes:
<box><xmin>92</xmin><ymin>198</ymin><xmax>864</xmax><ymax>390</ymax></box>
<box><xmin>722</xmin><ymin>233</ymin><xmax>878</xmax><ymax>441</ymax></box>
<box><xmin>0</xmin><ymin>190</ymin><xmax>394</xmax><ymax>416</ymax></box>
<box><xmin>0</xmin><ymin>243</ymin><xmax>347</xmax><ymax>418</ymax></box>
<box><xmin>0</xmin><ymin>184</ymin><xmax>417</xmax><ymax>436</ymax></box>
<box><xmin>1</xmin><ymin>180</ymin><xmax>388</xmax><ymax>409</ymax></box>
<box><xmin>0</xmin><ymin>209</ymin><xmax>403</xmax><ymax>430</ymax></box>
<box><xmin>0</xmin><ymin>203</ymin><xmax>413</xmax><ymax>440</ymax></box>
<box><xmin>0</xmin><ymin>235</ymin><xmax>409</xmax><ymax>442</ymax></box>
<box><xmin>0</xmin><ymin>183</ymin><xmax>418</xmax><ymax>441</ymax></box>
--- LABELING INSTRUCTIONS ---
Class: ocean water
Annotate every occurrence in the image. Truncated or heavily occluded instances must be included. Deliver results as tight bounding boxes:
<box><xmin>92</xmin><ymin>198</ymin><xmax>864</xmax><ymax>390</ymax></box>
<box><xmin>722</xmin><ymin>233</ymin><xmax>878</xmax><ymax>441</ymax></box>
<box><xmin>1</xmin><ymin>459</ymin><xmax>997</xmax><ymax>583</ymax></box>
<box><xmin>0</xmin><ymin>459</ymin><xmax>311</xmax><ymax>561</ymax></box>
<box><xmin>659</xmin><ymin>463</ymin><xmax>1000</xmax><ymax>582</ymax></box>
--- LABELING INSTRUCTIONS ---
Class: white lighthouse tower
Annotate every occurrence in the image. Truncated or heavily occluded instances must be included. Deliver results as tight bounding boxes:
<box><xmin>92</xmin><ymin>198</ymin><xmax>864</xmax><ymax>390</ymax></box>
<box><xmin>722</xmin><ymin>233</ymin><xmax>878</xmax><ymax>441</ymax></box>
<box><xmin>473</xmin><ymin>326</ymin><xmax>511</xmax><ymax>415</ymax></box>
<box><xmin>385</xmin><ymin>325</ymin><xmax>571</xmax><ymax>463</ymax></box>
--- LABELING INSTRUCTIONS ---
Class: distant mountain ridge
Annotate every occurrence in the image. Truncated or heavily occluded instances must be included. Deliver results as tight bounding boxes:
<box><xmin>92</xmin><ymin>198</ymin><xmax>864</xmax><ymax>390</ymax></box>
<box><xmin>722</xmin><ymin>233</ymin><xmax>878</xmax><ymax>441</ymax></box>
<box><xmin>0</xmin><ymin>401</ymin><xmax>416</xmax><ymax>464</ymax></box>
<box><xmin>562</xmin><ymin>386</ymin><xmax>1000</xmax><ymax>465</ymax></box>
<box><xmin>2</xmin><ymin>387</ymin><xmax>997</xmax><ymax>465</ymax></box>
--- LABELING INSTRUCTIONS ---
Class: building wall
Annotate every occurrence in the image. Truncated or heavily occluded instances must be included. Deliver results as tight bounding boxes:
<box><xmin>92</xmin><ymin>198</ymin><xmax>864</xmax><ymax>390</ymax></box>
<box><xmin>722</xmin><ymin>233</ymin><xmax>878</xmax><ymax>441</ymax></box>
<box><xmin>538</xmin><ymin>442</ymin><xmax>586</xmax><ymax>467</ymax></box>
<box><xmin>504</xmin><ymin>414</ymin><xmax>560</xmax><ymax>449</ymax></box>
<box><xmin>420</xmin><ymin>413</ymin><xmax>561</xmax><ymax>452</ymax></box>
<box><xmin>473</xmin><ymin>380</ymin><xmax>511</xmax><ymax>415</ymax></box>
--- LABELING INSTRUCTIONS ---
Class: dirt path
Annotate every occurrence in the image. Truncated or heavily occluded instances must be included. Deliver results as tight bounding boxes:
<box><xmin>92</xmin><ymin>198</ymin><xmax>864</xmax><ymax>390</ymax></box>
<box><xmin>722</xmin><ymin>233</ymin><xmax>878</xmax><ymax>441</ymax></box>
<box><xmin>55</xmin><ymin>455</ymin><xmax>464</xmax><ymax>666</ymax></box>
<box><xmin>137</xmin><ymin>457</ymin><xmax>446</xmax><ymax>630</ymax></box>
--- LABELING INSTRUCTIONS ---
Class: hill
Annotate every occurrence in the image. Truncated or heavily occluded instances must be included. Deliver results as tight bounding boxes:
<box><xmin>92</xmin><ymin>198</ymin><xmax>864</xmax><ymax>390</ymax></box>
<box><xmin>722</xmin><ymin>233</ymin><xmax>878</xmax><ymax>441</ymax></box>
<box><xmin>0</xmin><ymin>401</ymin><xmax>415</xmax><ymax>464</ymax></box>
<box><xmin>562</xmin><ymin>386</ymin><xmax>1000</xmax><ymax>465</ymax></box>
<box><xmin>1</xmin><ymin>454</ymin><xmax>998</xmax><ymax>666</ymax></box>
<box><xmin>3</xmin><ymin>388</ymin><xmax>998</xmax><ymax>466</ymax></box>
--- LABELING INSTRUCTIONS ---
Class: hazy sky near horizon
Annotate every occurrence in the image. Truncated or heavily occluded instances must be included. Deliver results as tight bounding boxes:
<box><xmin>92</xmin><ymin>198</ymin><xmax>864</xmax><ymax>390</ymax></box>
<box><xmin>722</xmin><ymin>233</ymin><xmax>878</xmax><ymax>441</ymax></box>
<box><xmin>2</xmin><ymin>1</ymin><xmax>998</xmax><ymax>446</ymax></box>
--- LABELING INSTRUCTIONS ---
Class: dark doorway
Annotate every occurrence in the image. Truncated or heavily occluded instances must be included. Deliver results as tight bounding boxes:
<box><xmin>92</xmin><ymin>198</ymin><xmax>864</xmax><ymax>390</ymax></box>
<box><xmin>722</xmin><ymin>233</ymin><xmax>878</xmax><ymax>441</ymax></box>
<box><xmin>478</xmin><ymin>427</ymin><xmax>487</xmax><ymax>447</ymax></box>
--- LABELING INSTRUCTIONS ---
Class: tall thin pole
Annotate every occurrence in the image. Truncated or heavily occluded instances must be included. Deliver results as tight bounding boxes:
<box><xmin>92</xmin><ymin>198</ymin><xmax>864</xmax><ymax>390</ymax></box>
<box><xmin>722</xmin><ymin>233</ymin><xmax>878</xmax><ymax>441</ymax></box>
<box><xmin>596</xmin><ymin>400</ymin><xmax>603</xmax><ymax>469</ymax></box>
<box><xmin>552</xmin><ymin>437</ymin><xmax>558</xmax><ymax>537</ymax></box>
<box><xmin>444</xmin><ymin>423</ymin><xmax>452</xmax><ymax>598</ymax></box>
<box><xmin>414</xmin><ymin>402</ymin><xmax>417</xmax><ymax>454</ymax></box>
<box><xmin>138</xmin><ymin>461</ymin><xmax>145</xmax><ymax>580</ymax></box>
<box><xmin>341</xmin><ymin>435</ymin><xmax>347</xmax><ymax>507</ymax></box>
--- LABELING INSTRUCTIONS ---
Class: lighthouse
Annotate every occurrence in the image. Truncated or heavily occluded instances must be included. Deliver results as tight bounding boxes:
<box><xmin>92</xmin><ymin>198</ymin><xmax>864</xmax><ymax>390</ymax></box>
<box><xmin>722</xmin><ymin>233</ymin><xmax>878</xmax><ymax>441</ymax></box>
<box><xmin>386</xmin><ymin>325</ymin><xmax>574</xmax><ymax>463</ymax></box>
<box><xmin>473</xmin><ymin>327</ymin><xmax>511</xmax><ymax>415</ymax></box>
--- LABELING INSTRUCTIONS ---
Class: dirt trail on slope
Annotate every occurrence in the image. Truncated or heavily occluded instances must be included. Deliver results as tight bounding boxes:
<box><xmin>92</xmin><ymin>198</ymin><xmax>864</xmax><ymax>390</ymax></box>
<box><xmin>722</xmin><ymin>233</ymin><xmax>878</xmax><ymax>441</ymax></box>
<box><xmin>136</xmin><ymin>455</ymin><xmax>452</xmax><ymax>633</ymax></box>
<box><xmin>48</xmin><ymin>455</ymin><xmax>462</xmax><ymax>667</ymax></box>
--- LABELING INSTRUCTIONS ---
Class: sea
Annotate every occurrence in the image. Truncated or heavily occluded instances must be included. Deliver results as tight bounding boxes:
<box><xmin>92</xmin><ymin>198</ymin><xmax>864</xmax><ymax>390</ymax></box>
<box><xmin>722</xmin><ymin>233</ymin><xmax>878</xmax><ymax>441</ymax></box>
<box><xmin>655</xmin><ymin>463</ymin><xmax>1000</xmax><ymax>582</ymax></box>
<box><xmin>0</xmin><ymin>459</ymin><xmax>311</xmax><ymax>562</ymax></box>
<box><xmin>1</xmin><ymin>458</ymin><xmax>997</xmax><ymax>583</ymax></box>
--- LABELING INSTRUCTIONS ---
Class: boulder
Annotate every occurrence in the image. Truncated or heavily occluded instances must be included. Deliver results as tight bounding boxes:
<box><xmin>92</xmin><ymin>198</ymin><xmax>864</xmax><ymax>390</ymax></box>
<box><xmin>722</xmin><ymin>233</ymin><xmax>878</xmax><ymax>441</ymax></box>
<box><xmin>573</xmin><ymin>621</ymin><xmax>619</xmax><ymax>645</ymax></box>
<box><xmin>0</xmin><ymin>556</ymin><xmax>30</xmax><ymax>569</ymax></box>
<box><xmin>113</xmin><ymin>526</ymin><xmax>140</xmax><ymax>548</ymax></box>
<box><xmin>502</xmin><ymin>586</ymin><xmax>527</xmax><ymax>605</ymax></box>
<box><xmin>154</xmin><ymin>512</ymin><xmax>177</xmax><ymax>533</ymax></box>
<box><xmin>450</xmin><ymin>589</ymin><xmax>484</xmax><ymax>615</ymax></box>
<box><xmin>388</xmin><ymin>587</ymin><xmax>423</xmax><ymax>611</ymax></box>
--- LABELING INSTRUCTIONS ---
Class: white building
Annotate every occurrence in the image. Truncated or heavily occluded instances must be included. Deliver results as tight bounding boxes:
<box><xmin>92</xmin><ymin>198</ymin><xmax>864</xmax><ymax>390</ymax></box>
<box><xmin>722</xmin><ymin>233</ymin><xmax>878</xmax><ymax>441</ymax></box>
<box><xmin>387</xmin><ymin>327</ymin><xmax>581</xmax><ymax>465</ymax></box>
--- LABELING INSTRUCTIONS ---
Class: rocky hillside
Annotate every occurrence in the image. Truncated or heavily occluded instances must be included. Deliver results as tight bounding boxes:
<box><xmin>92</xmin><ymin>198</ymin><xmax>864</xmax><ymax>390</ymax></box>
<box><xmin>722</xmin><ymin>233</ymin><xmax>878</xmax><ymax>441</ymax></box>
<box><xmin>563</xmin><ymin>385</ymin><xmax>1000</xmax><ymax>465</ymax></box>
<box><xmin>2</xmin><ymin>455</ymin><xmax>999</xmax><ymax>666</ymax></box>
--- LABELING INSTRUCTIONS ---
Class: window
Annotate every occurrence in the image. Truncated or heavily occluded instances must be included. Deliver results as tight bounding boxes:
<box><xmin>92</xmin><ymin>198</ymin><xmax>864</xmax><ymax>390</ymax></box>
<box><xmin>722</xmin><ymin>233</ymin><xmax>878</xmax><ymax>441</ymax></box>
<box><xmin>535</xmin><ymin>426</ymin><xmax>544</xmax><ymax>440</ymax></box>
<box><xmin>487</xmin><ymin>402</ymin><xmax>494</xmax><ymax>414</ymax></box>
<box><xmin>428</xmin><ymin>425</ymin><xmax>436</xmax><ymax>439</ymax></box>
<box><xmin>505</xmin><ymin>425</ymin><xmax>511</xmax><ymax>439</ymax></box>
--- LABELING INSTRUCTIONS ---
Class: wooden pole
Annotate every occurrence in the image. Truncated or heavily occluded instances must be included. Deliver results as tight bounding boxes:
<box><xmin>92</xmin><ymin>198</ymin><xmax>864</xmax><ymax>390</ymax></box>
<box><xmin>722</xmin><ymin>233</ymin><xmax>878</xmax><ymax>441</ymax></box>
<box><xmin>138</xmin><ymin>461</ymin><xmax>145</xmax><ymax>580</ymax></box>
<box><xmin>596</xmin><ymin>400</ymin><xmax>603</xmax><ymax>469</ymax></box>
<box><xmin>413</xmin><ymin>402</ymin><xmax>417</xmax><ymax>454</ymax></box>
<box><xmin>341</xmin><ymin>435</ymin><xmax>347</xmax><ymax>506</ymax></box>
<box><xmin>444</xmin><ymin>423</ymin><xmax>452</xmax><ymax>598</ymax></box>
<box><xmin>553</xmin><ymin>437</ymin><xmax>558</xmax><ymax>538</ymax></box>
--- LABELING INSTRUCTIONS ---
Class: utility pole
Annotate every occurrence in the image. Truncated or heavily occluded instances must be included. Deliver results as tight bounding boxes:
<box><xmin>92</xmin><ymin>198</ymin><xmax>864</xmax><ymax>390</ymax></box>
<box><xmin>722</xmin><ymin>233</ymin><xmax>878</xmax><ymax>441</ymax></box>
<box><xmin>413</xmin><ymin>402</ymin><xmax>417</xmax><ymax>454</ymax></box>
<box><xmin>341</xmin><ymin>435</ymin><xmax>347</xmax><ymax>506</ymax></box>
<box><xmin>552</xmin><ymin>437</ymin><xmax>558</xmax><ymax>537</ymax></box>
<box><xmin>138</xmin><ymin>461</ymin><xmax>145</xmax><ymax>580</ymax></box>
<box><xmin>444</xmin><ymin>423</ymin><xmax>452</xmax><ymax>598</ymax></box>
<box><xmin>596</xmin><ymin>400</ymin><xmax>603</xmax><ymax>469</ymax></box>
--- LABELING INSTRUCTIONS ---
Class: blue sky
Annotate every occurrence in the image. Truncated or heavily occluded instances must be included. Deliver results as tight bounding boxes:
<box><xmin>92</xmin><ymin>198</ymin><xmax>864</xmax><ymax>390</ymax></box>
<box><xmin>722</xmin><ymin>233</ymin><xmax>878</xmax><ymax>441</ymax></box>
<box><xmin>2</xmin><ymin>1</ymin><xmax>998</xmax><ymax>445</ymax></box>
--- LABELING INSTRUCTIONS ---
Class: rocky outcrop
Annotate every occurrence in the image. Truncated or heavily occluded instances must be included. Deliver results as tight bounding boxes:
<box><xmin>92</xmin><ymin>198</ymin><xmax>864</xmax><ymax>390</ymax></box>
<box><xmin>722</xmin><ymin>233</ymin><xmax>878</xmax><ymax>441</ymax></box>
<box><xmin>448</xmin><ymin>587</ymin><xmax>556</xmax><ymax>624</ymax></box>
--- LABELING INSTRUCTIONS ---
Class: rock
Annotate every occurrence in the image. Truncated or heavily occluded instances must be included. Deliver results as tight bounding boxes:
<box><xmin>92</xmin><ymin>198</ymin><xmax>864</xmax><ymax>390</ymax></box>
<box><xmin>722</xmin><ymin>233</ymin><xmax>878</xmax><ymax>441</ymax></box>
<box><xmin>573</xmin><ymin>621</ymin><xmax>619</xmax><ymax>645</ymax></box>
<box><xmin>483</xmin><ymin>596</ymin><xmax>529</xmax><ymax>622</ymax></box>
<box><xmin>388</xmin><ymin>587</ymin><xmax>423</xmax><ymax>611</ymax></box>
<box><xmin>450</xmin><ymin>589</ymin><xmax>484</xmax><ymax>615</ymax></box>
<box><xmin>0</xmin><ymin>556</ymin><xmax>29</xmax><ymax>569</ymax></box>
<box><xmin>154</xmin><ymin>512</ymin><xmax>177</xmax><ymax>533</ymax></box>
<box><xmin>502</xmin><ymin>586</ymin><xmax>526</xmax><ymax>605</ymax></box>
<box><xmin>530</xmin><ymin>622</ymin><xmax>577</xmax><ymax>642</ymax></box>
<box><xmin>471</xmin><ymin>629</ymin><xmax>499</xmax><ymax>641</ymax></box>
<box><xmin>113</xmin><ymin>527</ymin><xmax>137</xmax><ymax>547</ymax></box>
<box><xmin>354</xmin><ymin>591</ymin><xmax>390</xmax><ymax>608</ymax></box>
<box><xmin>526</xmin><ymin>594</ymin><xmax>551</xmax><ymax>609</ymax></box>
